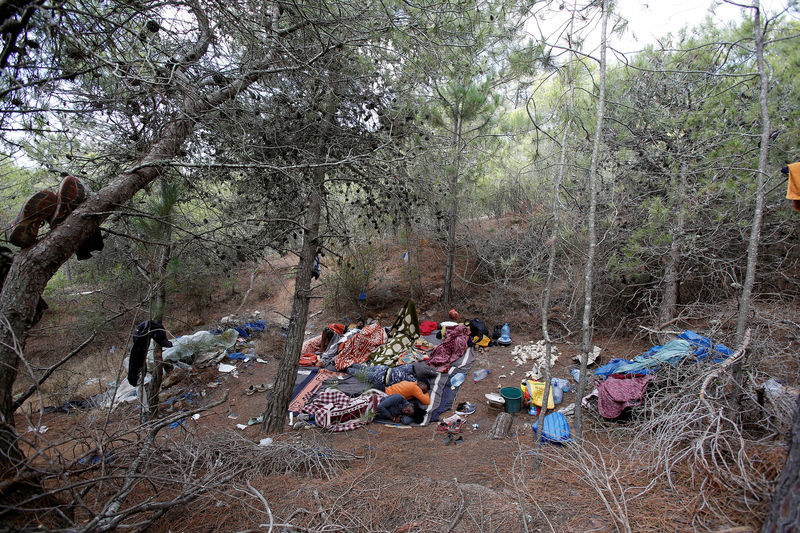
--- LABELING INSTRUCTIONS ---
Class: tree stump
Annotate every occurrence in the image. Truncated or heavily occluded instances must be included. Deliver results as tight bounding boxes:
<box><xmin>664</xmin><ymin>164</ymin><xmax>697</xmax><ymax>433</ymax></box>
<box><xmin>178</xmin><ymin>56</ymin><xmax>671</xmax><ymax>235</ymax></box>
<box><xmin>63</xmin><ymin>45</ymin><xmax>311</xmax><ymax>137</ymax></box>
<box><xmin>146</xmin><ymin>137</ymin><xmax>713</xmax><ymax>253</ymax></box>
<box><xmin>489</xmin><ymin>412</ymin><xmax>512</xmax><ymax>439</ymax></box>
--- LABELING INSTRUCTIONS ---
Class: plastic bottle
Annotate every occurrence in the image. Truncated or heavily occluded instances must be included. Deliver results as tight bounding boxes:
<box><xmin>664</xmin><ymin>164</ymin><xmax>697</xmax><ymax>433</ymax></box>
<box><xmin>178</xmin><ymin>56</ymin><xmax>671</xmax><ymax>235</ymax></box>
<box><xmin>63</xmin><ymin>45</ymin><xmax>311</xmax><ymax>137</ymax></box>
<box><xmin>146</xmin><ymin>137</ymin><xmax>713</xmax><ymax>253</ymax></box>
<box><xmin>473</xmin><ymin>368</ymin><xmax>490</xmax><ymax>382</ymax></box>
<box><xmin>498</xmin><ymin>323</ymin><xmax>512</xmax><ymax>345</ymax></box>
<box><xmin>551</xmin><ymin>382</ymin><xmax>563</xmax><ymax>405</ymax></box>
<box><xmin>450</xmin><ymin>373</ymin><xmax>465</xmax><ymax>388</ymax></box>
<box><xmin>552</xmin><ymin>377</ymin><xmax>571</xmax><ymax>393</ymax></box>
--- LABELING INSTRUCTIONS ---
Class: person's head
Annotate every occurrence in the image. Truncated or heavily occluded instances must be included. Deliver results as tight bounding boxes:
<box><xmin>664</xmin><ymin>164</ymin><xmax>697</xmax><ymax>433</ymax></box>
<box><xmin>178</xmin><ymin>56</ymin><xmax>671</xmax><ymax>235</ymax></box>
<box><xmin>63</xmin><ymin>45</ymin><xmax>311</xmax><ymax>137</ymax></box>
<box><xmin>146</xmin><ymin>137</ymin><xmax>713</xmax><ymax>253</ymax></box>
<box><xmin>321</xmin><ymin>326</ymin><xmax>334</xmax><ymax>346</ymax></box>
<box><xmin>417</xmin><ymin>379</ymin><xmax>429</xmax><ymax>394</ymax></box>
<box><xmin>401</xmin><ymin>403</ymin><xmax>415</xmax><ymax>416</ymax></box>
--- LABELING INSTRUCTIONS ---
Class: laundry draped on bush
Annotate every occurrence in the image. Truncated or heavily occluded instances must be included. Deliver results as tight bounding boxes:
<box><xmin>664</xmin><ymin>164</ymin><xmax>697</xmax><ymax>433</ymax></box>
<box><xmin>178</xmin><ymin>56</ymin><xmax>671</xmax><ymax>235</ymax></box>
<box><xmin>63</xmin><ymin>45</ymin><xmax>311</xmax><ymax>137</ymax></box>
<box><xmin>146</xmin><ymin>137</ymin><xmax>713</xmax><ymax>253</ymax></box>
<box><xmin>594</xmin><ymin>374</ymin><xmax>653</xmax><ymax>419</ymax></box>
<box><xmin>127</xmin><ymin>320</ymin><xmax>172</xmax><ymax>386</ymax></box>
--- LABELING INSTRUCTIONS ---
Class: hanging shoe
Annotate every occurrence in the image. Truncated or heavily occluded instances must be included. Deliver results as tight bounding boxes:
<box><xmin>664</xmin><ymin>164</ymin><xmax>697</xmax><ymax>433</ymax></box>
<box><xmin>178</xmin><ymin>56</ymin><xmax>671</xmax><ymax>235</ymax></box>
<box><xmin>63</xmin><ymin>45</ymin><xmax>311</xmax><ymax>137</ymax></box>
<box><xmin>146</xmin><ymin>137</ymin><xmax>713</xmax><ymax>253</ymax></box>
<box><xmin>50</xmin><ymin>175</ymin><xmax>87</xmax><ymax>226</ymax></box>
<box><xmin>8</xmin><ymin>190</ymin><xmax>58</xmax><ymax>248</ymax></box>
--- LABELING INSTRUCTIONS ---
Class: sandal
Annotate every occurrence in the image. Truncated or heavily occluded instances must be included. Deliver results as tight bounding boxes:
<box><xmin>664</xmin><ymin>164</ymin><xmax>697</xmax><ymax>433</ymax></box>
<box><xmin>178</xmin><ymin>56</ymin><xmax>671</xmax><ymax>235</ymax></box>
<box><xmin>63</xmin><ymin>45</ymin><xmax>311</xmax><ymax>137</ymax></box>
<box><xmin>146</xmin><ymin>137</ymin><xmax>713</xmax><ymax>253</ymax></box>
<box><xmin>246</xmin><ymin>383</ymin><xmax>272</xmax><ymax>395</ymax></box>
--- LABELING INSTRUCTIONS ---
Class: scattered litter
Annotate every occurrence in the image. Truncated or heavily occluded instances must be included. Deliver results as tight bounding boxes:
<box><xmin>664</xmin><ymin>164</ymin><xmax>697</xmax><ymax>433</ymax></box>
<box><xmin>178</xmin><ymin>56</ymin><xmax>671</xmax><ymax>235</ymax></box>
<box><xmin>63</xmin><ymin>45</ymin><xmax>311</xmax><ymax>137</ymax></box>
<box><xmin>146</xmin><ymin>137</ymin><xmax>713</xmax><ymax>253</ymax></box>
<box><xmin>192</xmin><ymin>413</ymin><xmax>200</xmax><ymax>420</ymax></box>
<box><xmin>27</xmin><ymin>425</ymin><xmax>48</xmax><ymax>434</ymax></box>
<box><xmin>532</xmin><ymin>412</ymin><xmax>574</xmax><ymax>444</ymax></box>
<box><xmin>558</xmin><ymin>403</ymin><xmax>575</xmax><ymax>416</ymax></box>
<box><xmin>258</xmin><ymin>437</ymin><xmax>273</xmax><ymax>446</ymax></box>
<box><xmin>455</xmin><ymin>402</ymin><xmax>476</xmax><ymax>415</ymax></box>
<box><xmin>236</xmin><ymin>424</ymin><xmax>248</xmax><ymax>430</ymax></box>
<box><xmin>498</xmin><ymin>374</ymin><xmax>507</xmax><ymax>378</ymax></box>
<box><xmin>248</xmin><ymin>414</ymin><xmax>264</xmax><ymax>426</ymax></box>
<box><xmin>573</xmin><ymin>345</ymin><xmax>602</xmax><ymax>365</ymax></box>
<box><xmin>228</xmin><ymin>413</ymin><xmax>239</xmax><ymax>419</ymax></box>
<box><xmin>473</xmin><ymin>368</ymin><xmax>490</xmax><ymax>382</ymax></box>
<box><xmin>513</xmin><ymin>341</ymin><xmax>559</xmax><ymax>380</ymax></box>
<box><xmin>217</xmin><ymin>363</ymin><xmax>238</xmax><ymax>377</ymax></box>
<box><xmin>571</xmin><ymin>368</ymin><xmax>581</xmax><ymax>382</ymax></box>
<box><xmin>168</xmin><ymin>418</ymin><xmax>185</xmax><ymax>429</ymax></box>
<box><xmin>256</xmin><ymin>358</ymin><xmax>268</xmax><ymax>363</ymax></box>
<box><xmin>161</xmin><ymin>329</ymin><xmax>238</xmax><ymax>366</ymax></box>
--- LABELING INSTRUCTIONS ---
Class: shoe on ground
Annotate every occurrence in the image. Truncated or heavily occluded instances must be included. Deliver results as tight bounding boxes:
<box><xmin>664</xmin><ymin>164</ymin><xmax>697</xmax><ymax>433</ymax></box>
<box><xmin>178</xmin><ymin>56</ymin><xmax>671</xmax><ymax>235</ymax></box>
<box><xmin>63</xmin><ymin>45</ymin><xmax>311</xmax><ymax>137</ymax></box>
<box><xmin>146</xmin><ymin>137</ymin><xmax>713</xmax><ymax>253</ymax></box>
<box><xmin>455</xmin><ymin>402</ymin><xmax>476</xmax><ymax>415</ymax></box>
<box><xmin>8</xmin><ymin>190</ymin><xmax>58</xmax><ymax>248</ymax></box>
<box><xmin>50</xmin><ymin>175</ymin><xmax>86</xmax><ymax>226</ymax></box>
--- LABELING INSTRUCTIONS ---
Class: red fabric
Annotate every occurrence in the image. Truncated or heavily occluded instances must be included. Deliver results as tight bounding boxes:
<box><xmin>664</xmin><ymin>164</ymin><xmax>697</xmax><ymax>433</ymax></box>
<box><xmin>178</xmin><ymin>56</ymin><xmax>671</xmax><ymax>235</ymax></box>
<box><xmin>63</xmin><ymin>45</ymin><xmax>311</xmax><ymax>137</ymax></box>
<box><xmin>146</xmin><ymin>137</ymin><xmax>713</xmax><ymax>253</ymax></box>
<box><xmin>427</xmin><ymin>325</ymin><xmax>470</xmax><ymax>372</ymax></box>
<box><xmin>334</xmin><ymin>323</ymin><xmax>386</xmax><ymax>371</ymax></box>
<box><xmin>419</xmin><ymin>321</ymin><xmax>438</xmax><ymax>336</ymax></box>
<box><xmin>596</xmin><ymin>374</ymin><xmax>653</xmax><ymax>419</ymax></box>
<box><xmin>329</xmin><ymin>323</ymin><xmax>345</xmax><ymax>335</ymax></box>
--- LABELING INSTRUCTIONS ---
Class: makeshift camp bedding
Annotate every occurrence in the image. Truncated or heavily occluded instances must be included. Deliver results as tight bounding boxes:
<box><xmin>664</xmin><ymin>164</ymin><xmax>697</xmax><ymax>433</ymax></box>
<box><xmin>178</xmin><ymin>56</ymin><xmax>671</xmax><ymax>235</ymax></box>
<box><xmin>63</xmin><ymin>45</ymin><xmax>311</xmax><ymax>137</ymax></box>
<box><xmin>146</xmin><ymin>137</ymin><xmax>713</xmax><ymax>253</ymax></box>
<box><xmin>422</xmin><ymin>345</ymin><xmax>475</xmax><ymax>425</ymax></box>
<box><xmin>369</xmin><ymin>300</ymin><xmax>420</xmax><ymax>366</ymax></box>
<box><xmin>288</xmin><ymin>368</ymin><xmax>341</xmax><ymax>413</ymax></box>
<box><xmin>427</xmin><ymin>325</ymin><xmax>470</xmax><ymax>372</ymax></box>
<box><xmin>334</xmin><ymin>323</ymin><xmax>387</xmax><ymax>371</ymax></box>
<box><xmin>302</xmin><ymin>388</ymin><xmax>385</xmax><ymax>432</ymax></box>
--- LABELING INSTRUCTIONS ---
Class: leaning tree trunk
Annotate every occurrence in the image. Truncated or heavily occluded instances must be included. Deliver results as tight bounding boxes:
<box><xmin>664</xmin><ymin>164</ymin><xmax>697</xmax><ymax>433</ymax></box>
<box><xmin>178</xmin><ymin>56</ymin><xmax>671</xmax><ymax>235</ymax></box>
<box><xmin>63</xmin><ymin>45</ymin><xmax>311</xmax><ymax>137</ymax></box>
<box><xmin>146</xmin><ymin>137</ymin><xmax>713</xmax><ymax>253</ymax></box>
<box><xmin>735</xmin><ymin>0</ymin><xmax>770</xmax><ymax>345</ymax></box>
<box><xmin>762</xmin><ymin>393</ymin><xmax>800</xmax><ymax>531</ymax></box>
<box><xmin>0</xmin><ymin>18</ymin><xmax>278</xmax><ymax>469</ymax></box>
<box><xmin>573</xmin><ymin>0</ymin><xmax>608</xmax><ymax>443</ymax></box>
<box><xmin>0</xmin><ymin>122</ymin><xmax>192</xmax><ymax>472</ymax></box>
<box><xmin>262</xmin><ymin>162</ymin><xmax>325</xmax><ymax>434</ymax></box>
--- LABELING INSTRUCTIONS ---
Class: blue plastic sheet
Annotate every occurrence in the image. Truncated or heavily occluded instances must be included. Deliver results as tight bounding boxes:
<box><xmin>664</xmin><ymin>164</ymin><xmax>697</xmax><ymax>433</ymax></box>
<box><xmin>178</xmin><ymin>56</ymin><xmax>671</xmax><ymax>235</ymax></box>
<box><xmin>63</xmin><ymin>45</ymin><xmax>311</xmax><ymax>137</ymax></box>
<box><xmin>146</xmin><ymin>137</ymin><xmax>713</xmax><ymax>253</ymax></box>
<box><xmin>595</xmin><ymin>330</ymin><xmax>735</xmax><ymax>378</ymax></box>
<box><xmin>678</xmin><ymin>330</ymin><xmax>733</xmax><ymax>362</ymax></box>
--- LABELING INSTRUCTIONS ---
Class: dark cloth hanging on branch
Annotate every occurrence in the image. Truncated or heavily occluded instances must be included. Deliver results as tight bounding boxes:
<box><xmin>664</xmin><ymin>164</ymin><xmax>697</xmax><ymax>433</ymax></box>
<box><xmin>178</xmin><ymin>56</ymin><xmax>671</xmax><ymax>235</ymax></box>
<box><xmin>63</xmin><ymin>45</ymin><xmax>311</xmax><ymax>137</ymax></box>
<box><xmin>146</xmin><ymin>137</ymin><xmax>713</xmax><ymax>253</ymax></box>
<box><xmin>127</xmin><ymin>320</ymin><xmax>173</xmax><ymax>386</ymax></box>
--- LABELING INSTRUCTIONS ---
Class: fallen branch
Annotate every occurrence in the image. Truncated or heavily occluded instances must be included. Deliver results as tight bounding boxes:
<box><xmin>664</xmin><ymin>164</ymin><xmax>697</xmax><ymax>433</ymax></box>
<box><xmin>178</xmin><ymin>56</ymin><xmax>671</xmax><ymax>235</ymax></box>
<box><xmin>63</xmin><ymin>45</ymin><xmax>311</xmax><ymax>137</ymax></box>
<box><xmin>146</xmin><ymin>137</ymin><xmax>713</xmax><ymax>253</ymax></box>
<box><xmin>699</xmin><ymin>328</ymin><xmax>751</xmax><ymax>409</ymax></box>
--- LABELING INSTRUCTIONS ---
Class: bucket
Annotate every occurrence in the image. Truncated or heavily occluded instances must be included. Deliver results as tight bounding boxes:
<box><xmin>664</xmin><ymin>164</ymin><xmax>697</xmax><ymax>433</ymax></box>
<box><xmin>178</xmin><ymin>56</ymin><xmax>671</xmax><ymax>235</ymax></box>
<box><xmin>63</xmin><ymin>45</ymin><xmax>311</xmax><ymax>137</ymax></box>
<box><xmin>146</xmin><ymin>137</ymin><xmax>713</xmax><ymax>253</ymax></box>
<box><xmin>500</xmin><ymin>387</ymin><xmax>523</xmax><ymax>413</ymax></box>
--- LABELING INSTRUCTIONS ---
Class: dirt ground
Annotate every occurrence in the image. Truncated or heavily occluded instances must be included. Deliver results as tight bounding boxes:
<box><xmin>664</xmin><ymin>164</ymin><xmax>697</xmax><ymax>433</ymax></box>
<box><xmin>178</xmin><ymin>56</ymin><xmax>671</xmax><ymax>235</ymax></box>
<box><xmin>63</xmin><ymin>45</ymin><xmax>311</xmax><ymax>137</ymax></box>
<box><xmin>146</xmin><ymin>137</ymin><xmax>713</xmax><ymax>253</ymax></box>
<box><xmin>10</xmin><ymin>238</ymin><xmax>793</xmax><ymax>532</ymax></box>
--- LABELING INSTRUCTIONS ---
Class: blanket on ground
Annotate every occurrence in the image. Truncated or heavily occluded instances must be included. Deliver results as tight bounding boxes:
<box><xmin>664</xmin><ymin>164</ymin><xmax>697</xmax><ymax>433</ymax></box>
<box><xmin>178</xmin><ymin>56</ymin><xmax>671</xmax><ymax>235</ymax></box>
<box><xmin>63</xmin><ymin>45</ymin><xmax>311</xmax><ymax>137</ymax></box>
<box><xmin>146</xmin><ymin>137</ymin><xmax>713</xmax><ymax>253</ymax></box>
<box><xmin>369</xmin><ymin>300</ymin><xmax>420</xmax><ymax>366</ymax></box>
<box><xmin>302</xmin><ymin>388</ymin><xmax>386</xmax><ymax>432</ymax></box>
<box><xmin>422</xmin><ymin>346</ymin><xmax>475</xmax><ymax>425</ymax></box>
<box><xmin>288</xmin><ymin>368</ymin><xmax>341</xmax><ymax>413</ymax></box>
<box><xmin>426</xmin><ymin>325</ymin><xmax>470</xmax><ymax>372</ymax></box>
<box><xmin>335</xmin><ymin>323</ymin><xmax>387</xmax><ymax>371</ymax></box>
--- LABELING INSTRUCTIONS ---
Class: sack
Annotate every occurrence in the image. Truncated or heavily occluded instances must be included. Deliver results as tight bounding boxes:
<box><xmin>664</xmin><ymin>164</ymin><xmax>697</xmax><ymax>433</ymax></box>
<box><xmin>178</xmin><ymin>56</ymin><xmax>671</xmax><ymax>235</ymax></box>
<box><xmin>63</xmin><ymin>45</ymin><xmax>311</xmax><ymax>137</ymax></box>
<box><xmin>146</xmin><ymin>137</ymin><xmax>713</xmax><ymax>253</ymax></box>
<box><xmin>521</xmin><ymin>380</ymin><xmax>555</xmax><ymax>409</ymax></box>
<box><xmin>532</xmin><ymin>412</ymin><xmax>573</xmax><ymax>444</ymax></box>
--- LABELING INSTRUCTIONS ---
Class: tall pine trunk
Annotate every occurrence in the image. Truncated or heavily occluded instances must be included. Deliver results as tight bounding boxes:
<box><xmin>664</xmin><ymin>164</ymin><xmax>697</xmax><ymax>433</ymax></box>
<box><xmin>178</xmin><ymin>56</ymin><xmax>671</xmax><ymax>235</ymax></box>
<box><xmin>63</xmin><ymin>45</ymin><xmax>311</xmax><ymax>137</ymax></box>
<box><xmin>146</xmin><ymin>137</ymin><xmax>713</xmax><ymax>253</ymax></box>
<box><xmin>657</xmin><ymin>159</ymin><xmax>687</xmax><ymax>337</ymax></box>
<box><xmin>443</xmin><ymin>115</ymin><xmax>463</xmax><ymax>308</ymax></box>
<box><xmin>735</xmin><ymin>0</ymin><xmax>770</xmax><ymax>345</ymax></box>
<box><xmin>574</xmin><ymin>0</ymin><xmax>608</xmax><ymax>442</ymax></box>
